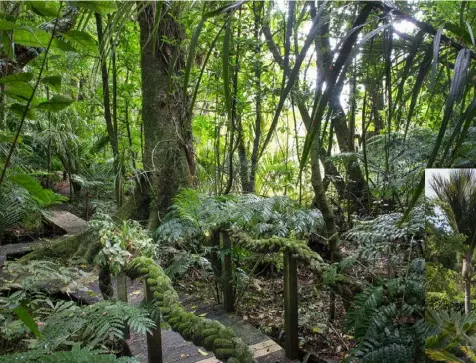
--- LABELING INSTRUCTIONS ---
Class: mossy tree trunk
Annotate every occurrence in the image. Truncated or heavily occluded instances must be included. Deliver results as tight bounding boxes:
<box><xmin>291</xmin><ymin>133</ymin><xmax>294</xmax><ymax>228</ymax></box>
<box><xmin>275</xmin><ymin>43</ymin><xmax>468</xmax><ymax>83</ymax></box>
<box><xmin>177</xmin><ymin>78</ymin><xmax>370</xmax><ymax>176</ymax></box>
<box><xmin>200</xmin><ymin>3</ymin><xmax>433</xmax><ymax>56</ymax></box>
<box><xmin>138</xmin><ymin>2</ymin><xmax>194</xmax><ymax>229</ymax></box>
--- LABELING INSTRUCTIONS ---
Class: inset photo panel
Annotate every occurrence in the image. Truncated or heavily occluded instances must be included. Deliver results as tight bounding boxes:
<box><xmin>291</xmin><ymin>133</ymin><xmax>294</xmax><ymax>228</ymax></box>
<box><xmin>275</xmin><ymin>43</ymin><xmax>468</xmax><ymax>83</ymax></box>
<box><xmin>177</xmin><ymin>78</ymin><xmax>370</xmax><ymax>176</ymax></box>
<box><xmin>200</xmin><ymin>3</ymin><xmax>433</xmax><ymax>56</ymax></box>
<box><xmin>426</xmin><ymin>168</ymin><xmax>476</xmax><ymax>361</ymax></box>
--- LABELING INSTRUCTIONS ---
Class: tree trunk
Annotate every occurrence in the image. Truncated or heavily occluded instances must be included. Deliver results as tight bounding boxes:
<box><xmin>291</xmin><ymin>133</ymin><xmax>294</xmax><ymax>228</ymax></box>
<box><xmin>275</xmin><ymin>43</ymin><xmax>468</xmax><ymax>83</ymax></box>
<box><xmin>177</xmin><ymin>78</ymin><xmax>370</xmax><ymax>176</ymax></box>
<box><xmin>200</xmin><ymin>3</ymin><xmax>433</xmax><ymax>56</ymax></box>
<box><xmin>465</xmin><ymin>278</ymin><xmax>471</xmax><ymax>315</ymax></box>
<box><xmin>463</xmin><ymin>253</ymin><xmax>472</xmax><ymax>314</ymax></box>
<box><xmin>95</xmin><ymin>13</ymin><xmax>122</xmax><ymax>208</ymax></box>
<box><xmin>138</xmin><ymin>3</ymin><xmax>193</xmax><ymax>229</ymax></box>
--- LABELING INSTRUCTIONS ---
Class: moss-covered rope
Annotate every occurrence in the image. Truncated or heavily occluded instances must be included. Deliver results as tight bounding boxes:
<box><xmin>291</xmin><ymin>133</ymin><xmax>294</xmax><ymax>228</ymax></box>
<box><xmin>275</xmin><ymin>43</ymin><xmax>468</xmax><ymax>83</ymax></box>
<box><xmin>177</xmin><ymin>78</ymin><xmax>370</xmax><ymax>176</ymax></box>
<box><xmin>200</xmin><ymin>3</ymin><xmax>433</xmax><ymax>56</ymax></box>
<box><xmin>230</xmin><ymin>231</ymin><xmax>325</xmax><ymax>275</ymax></box>
<box><xmin>125</xmin><ymin>256</ymin><xmax>253</xmax><ymax>363</ymax></box>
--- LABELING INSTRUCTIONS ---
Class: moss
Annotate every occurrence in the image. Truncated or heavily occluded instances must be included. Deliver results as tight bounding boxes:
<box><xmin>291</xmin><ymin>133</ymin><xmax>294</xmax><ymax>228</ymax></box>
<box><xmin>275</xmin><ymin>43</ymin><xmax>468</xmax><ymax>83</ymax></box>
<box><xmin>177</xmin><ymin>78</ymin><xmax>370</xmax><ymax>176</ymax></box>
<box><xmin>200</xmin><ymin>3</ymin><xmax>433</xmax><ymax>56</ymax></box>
<box><xmin>213</xmin><ymin>338</ymin><xmax>234</xmax><ymax>349</ymax></box>
<box><xmin>230</xmin><ymin>231</ymin><xmax>324</xmax><ymax>275</ymax></box>
<box><xmin>20</xmin><ymin>230</ymin><xmax>99</xmax><ymax>264</ymax></box>
<box><xmin>201</xmin><ymin>328</ymin><xmax>218</xmax><ymax>339</ymax></box>
<box><xmin>125</xmin><ymin>256</ymin><xmax>253</xmax><ymax>363</ymax></box>
<box><xmin>203</xmin><ymin>334</ymin><xmax>219</xmax><ymax>350</ymax></box>
<box><xmin>215</xmin><ymin>348</ymin><xmax>236</xmax><ymax>361</ymax></box>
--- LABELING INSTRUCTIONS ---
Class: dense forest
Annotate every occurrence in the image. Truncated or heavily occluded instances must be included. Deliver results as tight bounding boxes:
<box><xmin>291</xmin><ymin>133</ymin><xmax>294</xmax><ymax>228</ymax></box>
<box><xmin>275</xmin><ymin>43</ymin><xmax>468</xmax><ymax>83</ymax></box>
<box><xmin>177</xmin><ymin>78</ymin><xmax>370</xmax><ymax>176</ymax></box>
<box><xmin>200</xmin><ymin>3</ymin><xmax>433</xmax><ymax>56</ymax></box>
<box><xmin>0</xmin><ymin>1</ymin><xmax>475</xmax><ymax>362</ymax></box>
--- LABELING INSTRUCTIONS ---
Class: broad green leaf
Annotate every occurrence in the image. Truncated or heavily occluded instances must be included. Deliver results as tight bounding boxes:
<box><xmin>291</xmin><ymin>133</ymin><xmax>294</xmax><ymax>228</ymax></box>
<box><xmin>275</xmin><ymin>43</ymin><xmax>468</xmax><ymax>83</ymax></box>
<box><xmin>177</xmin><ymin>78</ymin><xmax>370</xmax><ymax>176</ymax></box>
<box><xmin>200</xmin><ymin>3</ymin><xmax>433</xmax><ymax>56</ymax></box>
<box><xmin>0</xmin><ymin>72</ymin><xmax>33</xmax><ymax>84</ymax></box>
<box><xmin>183</xmin><ymin>16</ymin><xmax>205</xmax><ymax>97</ymax></box>
<box><xmin>0</xmin><ymin>19</ymin><xmax>18</xmax><ymax>31</ymax></box>
<box><xmin>4</xmin><ymin>82</ymin><xmax>37</xmax><ymax>104</ymax></box>
<box><xmin>444</xmin><ymin>22</ymin><xmax>473</xmax><ymax>45</ymax></box>
<box><xmin>0</xmin><ymin>31</ymin><xmax>15</xmax><ymax>60</ymax></box>
<box><xmin>13</xmin><ymin>305</ymin><xmax>43</xmax><ymax>339</ymax></box>
<box><xmin>197</xmin><ymin>349</ymin><xmax>208</xmax><ymax>356</ymax></box>
<box><xmin>62</xmin><ymin>29</ymin><xmax>97</xmax><ymax>54</ymax></box>
<box><xmin>10</xmin><ymin>103</ymin><xmax>36</xmax><ymax>120</ymax></box>
<box><xmin>430</xmin><ymin>28</ymin><xmax>442</xmax><ymax>90</ymax></box>
<box><xmin>41</xmin><ymin>75</ymin><xmax>62</xmax><ymax>92</ymax></box>
<box><xmin>205</xmin><ymin>1</ymin><xmax>245</xmax><ymax>18</ymax></box>
<box><xmin>28</xmin><ymin>1</ymin><xmax>61</xmax><ymax>17</ymax></box>
<box><xmin>466</xmin><ymin>21</ymin><xmax>475</xmax><ymax>46</ymax></box>
<box><xmin>425</xmin><ymin>348</ymin><xmax>464</xmax><ymax>363</ymax></box>
<box><xmin>0</xmin><ymin>131</ymin><xmax>22</xmax><ymax>143</ymax></box>
<box><xmin>13</xmin><ymin>27</ymin><xmax>53</xmax><ymax>48</ymax></box>
<box><xmin>37</xmin><ymin>94</ymin><xmax>74</xmax><ymax>112</ymax></box>
<box><xmin>72</xmin><ymin>1</ymin><xmax>118</xmax><ymax>16</ymax></box>
<box><xmin>404</xmin><ymin>46</ymin><xmax>433</xmax><ymax>138</ymax></box>
<box><xmin>8</xmin><ymin>173</ymin><xmax>67</xmax><ymax>206</ymax></box>
<box><xmin>403</xmin><ymin>48</ymin><xmax>471</xmax><ymax>221</ymax></box>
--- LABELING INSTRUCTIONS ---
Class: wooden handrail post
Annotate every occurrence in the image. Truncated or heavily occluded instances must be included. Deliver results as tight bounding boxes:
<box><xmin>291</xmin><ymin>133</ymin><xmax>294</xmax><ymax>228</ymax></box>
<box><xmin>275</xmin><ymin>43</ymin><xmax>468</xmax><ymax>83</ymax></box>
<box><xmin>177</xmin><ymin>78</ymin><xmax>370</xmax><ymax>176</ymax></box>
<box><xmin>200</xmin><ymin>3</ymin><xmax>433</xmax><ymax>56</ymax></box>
<box><xmin>220</xmin><ymin>230</ymin><xmax>234</xmax><ymax>313</ymax></box>
<box><xmin>145</xmin><ymin>281</ymin><xmax>163</xmax><ymax>363</ymax></box>
<box><xmin>284</xmin><ymin>252</ymin><xmax>299</xmax><ymax>359</ymax></box>
<box><xmin>117</xmin><ymin>274</ymin><xmax>130</xmax><ymax>339</ymax></box>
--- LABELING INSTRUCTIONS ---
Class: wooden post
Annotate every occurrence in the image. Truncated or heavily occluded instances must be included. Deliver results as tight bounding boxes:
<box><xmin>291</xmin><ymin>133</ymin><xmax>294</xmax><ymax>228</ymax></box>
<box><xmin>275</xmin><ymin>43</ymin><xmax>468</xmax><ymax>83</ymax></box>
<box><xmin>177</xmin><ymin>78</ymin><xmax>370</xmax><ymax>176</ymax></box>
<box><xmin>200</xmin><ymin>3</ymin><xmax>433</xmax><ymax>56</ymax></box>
<box><xmin>145</xmin><ymin>281</ymin><xmax>163</xmax><ymax>363</ymax></box>
<box><xmin>117</xmin><ymin>274</ymin><xmax>130</xmax><ymax>339</ymax></box>
<box><xmin>284</xmin><ymin>252</ymin><xmax>298</xmax><ymax>360</ymax></box>
<box><xmin>220</xmin><ymin>230</ymin><xmax>234</xmax><ymax>313</ymax></box>
<box><xmin>210</xmin><ymin>230</ymin><xmax>222</xmax><ymax>303</ymax></box>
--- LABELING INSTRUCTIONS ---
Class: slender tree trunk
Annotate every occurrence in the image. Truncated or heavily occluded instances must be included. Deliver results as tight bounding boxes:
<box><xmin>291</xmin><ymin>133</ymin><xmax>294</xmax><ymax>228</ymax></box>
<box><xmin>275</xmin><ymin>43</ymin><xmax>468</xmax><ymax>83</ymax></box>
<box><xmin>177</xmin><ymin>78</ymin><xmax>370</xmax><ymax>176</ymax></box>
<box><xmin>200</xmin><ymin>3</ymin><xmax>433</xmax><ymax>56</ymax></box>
<box><xmin>247</xmin><ymin>1</ymin><xmax>264</xmax><ymax>193</ymax></box>
<box><xmin>95</xmin><ymin>13</ymin><xmax>122</xmax><ymax>208</ymax></box>
<box><xmin>463</xmin><ymin>253</ymin><xmax>472</xmax><ymax>314</ymax></box>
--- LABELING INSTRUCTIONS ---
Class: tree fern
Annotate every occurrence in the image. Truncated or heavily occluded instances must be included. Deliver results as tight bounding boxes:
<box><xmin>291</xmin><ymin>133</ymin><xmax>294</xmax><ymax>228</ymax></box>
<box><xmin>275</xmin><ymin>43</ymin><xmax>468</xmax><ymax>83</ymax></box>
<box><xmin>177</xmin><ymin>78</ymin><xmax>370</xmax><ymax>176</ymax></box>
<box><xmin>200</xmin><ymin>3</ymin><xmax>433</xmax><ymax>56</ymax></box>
<box><xmin>79</xmin><ymin>301</ymin><xmax>155</xmax><ymax>347</ymax></box>
<box><xmin>156</xmin><ymin>189</ymin><xmax>324</xmax><ymax>245</ymax></box>
<box><xmin>425</xmin><ymin>309</ymin><xmax>476</xmax><ymax>362</ymax></box>
<box><xmin>345</xmin><ymin>259</ymin><xmax>425</xmax><ymax>363</ymax></box>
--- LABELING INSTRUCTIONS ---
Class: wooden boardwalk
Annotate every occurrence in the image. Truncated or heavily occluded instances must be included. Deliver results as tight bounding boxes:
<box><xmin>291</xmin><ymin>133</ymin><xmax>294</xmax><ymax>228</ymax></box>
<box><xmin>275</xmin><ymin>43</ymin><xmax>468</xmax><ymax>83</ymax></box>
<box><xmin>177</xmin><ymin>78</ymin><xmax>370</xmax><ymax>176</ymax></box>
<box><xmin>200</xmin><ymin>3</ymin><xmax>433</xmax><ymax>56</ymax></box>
<box><xmin>80</xmin><ymin>277</ymin><xmax>295</xmax><ymax>363</ymax></box>
<box><xmin>0</xmin><ymin>208</ymin><xmax>88</xmax><ymax>270</ymax></box>
<box><xmin>1</xmin><ymin>208</ymin><xmax>298</xmax><ymax>363</ymax></box>
<box><xmin>42</xmin><ymin>208</ymin><xmax>88</xmax><ymax>235</ymax></box>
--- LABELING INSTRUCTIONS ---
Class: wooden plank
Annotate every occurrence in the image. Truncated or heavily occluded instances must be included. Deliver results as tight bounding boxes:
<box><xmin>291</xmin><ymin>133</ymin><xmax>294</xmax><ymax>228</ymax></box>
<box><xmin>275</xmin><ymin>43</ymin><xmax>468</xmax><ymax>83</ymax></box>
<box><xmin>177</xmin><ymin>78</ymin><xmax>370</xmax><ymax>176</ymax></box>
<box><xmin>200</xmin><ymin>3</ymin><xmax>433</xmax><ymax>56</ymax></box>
<box><xmin>220</xmin><ymin>231</ymin><xmax>234</xmax><ymax>313</ymax></box>
<box><xmin>117</xmin><ymin>274</ymin><xmax>130</xmax><ymax>339</ymax></box>
<box><xmin>251</xmin><ymin>339</ymin><xmax>283</xmax><ymax>358</ymax></box>
<box><xmin>194</xmin><ymin>339</ymin><xmax>284</xmax><ymax>363</ymax></box>
<box><xmin>145</xmin><ymin>281</ymin><xmax>163</xmax><ymax>363</ymax></box>
<box><xmin>42</xmin><ymin>210</ymin><xmax>88</xmax><ymax>235</ymax></box>
<box><xmin>284</xmin><ymin>252</ymin><xmax>299</xmax><ymax>360</ymax></box>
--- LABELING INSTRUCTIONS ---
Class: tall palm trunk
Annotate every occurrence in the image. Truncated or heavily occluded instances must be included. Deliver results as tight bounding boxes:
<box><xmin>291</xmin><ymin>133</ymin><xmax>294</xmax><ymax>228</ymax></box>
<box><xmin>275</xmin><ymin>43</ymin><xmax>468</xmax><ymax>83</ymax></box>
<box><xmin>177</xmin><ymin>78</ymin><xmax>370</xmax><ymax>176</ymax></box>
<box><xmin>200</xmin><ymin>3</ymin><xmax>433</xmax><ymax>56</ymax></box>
<box><xmin>463</xmin><ymin>253</ymin><xmax>472</xmax><ymax>314</ymax></box>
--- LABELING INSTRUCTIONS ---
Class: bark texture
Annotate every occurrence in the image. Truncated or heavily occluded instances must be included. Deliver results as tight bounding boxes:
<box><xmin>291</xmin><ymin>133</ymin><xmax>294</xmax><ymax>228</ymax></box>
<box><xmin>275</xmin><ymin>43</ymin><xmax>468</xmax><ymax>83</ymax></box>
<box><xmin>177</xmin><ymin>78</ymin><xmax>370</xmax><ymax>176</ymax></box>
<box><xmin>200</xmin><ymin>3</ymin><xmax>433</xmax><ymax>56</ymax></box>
<box><xmin>138</xmin><ymin>3</ymin><xmax>194</xmax><ymax>229</ymax></box>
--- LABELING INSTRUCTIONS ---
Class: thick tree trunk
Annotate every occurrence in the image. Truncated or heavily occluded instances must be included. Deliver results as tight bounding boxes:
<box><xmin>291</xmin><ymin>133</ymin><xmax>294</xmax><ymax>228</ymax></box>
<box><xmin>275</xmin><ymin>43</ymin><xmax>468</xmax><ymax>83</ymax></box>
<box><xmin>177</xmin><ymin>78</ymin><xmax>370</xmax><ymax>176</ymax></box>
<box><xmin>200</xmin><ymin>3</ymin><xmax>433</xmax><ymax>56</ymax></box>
<box><xmin>138</xmin><ymin>3</ymin><xmax>193</xmax><ymax>229</ymax></box>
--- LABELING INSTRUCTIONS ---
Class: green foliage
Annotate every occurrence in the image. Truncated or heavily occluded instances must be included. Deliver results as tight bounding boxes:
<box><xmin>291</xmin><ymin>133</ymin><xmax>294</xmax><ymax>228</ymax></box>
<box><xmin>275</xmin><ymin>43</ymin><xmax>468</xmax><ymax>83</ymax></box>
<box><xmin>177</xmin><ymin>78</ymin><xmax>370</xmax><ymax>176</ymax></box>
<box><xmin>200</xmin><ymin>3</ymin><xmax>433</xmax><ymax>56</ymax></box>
<box><xmin>156</xmin><ymin>189</ymin><xmax>323</xmax><ymax>245</ymax></box>
<box><xmin>90</xmin><ymin>214</ymin><xmax>156</xmax><ymax>274</ymax></box>
<box><xmin>425</xmin><ymin>309</ymin><xmax>476</xmax><ymax>362</ymax></box>
<box><xmin>426</xmin><ymin>263</ymin><xmax>462</xmax><ymax>298</ymax></box>
<box><xmin>344</xmin><ymin>206</ymin><xmax>424</xmax><ymax>265</ymax></box>
<box><xmin>345</xmin><ymin>259</ymin><xmax>425</xmax><ymax>363</ymax></box>
<box><xmin>8</xmin><ymin>173</ymin><xmax>67</xmax><ymax>207</ymax></box>
<box><xmin>0</xmin><ymin>173</ymin><xmax>66</xmax><ymax>235</ymax></box>
<box><xmin>0</xmin><ymin>280</ymin><xmax>154</xmax><ymax>357</ymax></box>
<box><xmin>0</xmin><ymin>344</ymin><xmax>137</xmax><ymax>362</ymax></box>
<box><xmin>39</xmin><ymin>300</ymin><xmax>154</xmax><ymax>349</ymax></box>
<box><xmin>364</xmin><ymin>129</ymin><xmax>436</xmax><ymax>201</ymax></box>
<box><xmin>230</xmin><ymin>231</ymin><xmax>324</xmax><ymax>273</ymax></box>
